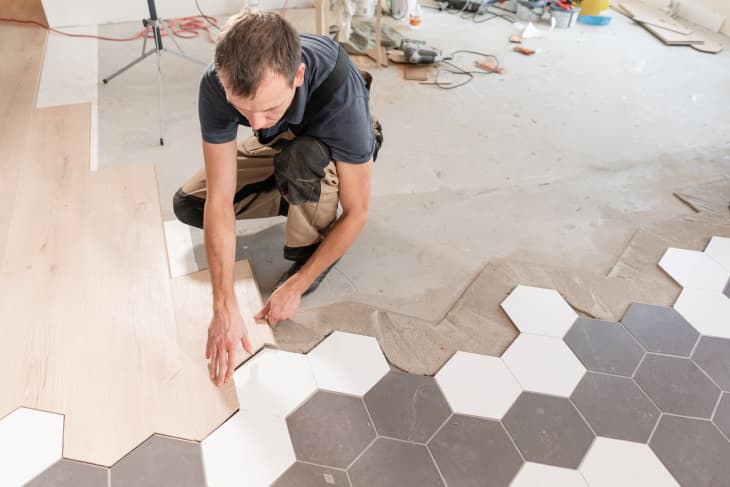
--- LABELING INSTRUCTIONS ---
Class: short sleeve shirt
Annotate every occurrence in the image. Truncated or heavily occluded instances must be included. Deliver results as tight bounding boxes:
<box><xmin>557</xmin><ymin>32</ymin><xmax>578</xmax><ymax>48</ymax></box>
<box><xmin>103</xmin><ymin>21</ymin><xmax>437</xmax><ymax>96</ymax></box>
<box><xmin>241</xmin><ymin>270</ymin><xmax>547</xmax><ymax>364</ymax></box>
<box><xmin>198</xmin><ymin>33</ymin><xmax>374</xmax><ymax>164</ymax></box>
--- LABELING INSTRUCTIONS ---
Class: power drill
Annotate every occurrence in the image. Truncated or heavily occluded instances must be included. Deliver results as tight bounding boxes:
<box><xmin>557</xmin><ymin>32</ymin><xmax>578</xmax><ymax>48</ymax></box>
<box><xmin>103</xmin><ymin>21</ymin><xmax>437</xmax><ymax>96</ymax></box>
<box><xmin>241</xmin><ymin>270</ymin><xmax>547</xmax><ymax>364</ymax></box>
<box><xmin>401</xmin><ymin>41</ymin><xmax>448</xmax><ymax>64</ymax></box>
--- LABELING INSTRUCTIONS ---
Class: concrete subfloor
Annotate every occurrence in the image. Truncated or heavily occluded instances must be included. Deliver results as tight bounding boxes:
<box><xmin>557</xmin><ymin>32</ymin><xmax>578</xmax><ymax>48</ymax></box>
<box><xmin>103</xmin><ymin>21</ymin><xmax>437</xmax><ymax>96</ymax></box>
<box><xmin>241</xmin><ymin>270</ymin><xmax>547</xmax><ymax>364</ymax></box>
<box><xmin>92</xmin><ymin>8</ymin><xmax>730</xmax><ymax>372</ymax></box>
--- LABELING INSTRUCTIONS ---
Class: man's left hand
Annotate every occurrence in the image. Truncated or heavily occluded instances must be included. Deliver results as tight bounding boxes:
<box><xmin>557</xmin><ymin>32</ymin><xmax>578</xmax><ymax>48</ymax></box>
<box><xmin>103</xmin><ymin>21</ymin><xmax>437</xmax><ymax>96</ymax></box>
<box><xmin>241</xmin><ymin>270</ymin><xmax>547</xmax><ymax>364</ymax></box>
<box><xmin>255</xmin><ymin>278</ymin><xmax>303</xmax><ymax>327</ymax></box>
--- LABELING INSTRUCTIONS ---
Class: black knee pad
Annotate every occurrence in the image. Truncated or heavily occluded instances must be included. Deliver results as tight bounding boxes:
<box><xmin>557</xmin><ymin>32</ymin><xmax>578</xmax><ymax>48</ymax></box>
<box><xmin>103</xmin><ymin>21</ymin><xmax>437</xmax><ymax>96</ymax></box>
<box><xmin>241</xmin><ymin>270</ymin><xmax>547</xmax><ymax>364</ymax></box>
<box><xmin>273</xmin><ymin>136</ymin><xmax>331</xmax><ymax>205</ymax></box>
<box><xmin>173</xmin><ymin>189</ymin><xmax>205</xmax><ymax>229</ymax></box>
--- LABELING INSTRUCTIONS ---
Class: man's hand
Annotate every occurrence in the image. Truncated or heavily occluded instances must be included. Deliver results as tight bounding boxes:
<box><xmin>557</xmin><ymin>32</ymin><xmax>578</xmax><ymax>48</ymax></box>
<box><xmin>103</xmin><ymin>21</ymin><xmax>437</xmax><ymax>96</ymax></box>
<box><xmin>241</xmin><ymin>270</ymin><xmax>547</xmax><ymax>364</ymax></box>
<box><xmin>205</xmin><ymin>305</ymin><xmax>253</xmax><ymax>386</ymax></box>
<box><xmin>255</xmin><ymin>277</ymin><xmax>304</xmax><ymax>327</ymax></box>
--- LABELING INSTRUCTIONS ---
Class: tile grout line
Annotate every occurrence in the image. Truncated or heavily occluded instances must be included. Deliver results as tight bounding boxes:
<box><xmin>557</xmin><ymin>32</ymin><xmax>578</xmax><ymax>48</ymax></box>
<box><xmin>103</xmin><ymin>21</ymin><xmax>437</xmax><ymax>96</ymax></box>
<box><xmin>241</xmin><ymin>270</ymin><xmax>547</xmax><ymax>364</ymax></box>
<box><xmin>425</xmin><ymin>441</ymin><xmax>450</xmax><ymax>487</ymax></box>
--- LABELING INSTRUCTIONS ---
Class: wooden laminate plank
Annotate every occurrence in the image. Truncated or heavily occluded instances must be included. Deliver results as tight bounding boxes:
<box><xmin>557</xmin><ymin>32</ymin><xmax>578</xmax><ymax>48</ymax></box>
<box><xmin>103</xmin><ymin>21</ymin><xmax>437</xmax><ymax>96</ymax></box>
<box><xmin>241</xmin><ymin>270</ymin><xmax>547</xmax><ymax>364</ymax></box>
<box><xmin>0</xmin><ymin>24</ymin><xmax>47</xmax><ymax>420</ymax></box>
<box><xmin>0</xmin><ymin>24</ymin><xmax>47</xmax><ymax>273</ymax></box>
<box><xmin>152</xmin><ymin>260</ymin><xmax>274</xmax><ymax>441</ymax></box>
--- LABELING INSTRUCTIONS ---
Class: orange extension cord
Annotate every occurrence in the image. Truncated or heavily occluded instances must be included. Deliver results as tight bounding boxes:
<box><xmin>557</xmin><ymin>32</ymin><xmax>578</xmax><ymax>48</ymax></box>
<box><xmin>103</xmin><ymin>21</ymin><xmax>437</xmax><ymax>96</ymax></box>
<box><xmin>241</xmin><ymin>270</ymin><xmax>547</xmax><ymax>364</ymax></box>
<box><xmin>0</xmin><ymin>15</ymin><xmax>219</xmax><ymax>42</ymax></box>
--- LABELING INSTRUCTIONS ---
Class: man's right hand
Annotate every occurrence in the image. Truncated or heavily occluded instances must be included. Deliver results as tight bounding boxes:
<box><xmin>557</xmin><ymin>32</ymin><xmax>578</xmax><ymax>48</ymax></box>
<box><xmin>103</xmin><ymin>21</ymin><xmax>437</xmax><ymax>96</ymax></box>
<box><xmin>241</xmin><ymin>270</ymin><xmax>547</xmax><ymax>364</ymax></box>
<box><xmin>205</xmin><ymin>304</ymin><xmax>253</xmax><ymax>386</ymax></box>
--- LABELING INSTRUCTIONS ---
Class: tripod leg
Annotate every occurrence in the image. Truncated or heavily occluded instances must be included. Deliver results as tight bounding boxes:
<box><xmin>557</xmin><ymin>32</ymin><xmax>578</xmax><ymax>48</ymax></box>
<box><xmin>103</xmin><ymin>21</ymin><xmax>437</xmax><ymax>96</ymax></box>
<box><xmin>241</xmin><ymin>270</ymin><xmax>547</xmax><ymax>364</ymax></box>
<box><xmin>154</xmin><ymin>23</ymin><xmax>164</xmax><ymax>146</ymax></box>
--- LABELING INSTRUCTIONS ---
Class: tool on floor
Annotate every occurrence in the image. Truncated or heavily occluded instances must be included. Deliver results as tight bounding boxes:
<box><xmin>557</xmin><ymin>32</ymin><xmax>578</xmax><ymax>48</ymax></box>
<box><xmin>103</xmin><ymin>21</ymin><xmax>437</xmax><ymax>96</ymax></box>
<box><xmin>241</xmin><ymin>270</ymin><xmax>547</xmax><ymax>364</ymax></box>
<box><xmin>101</xmin><ymin>0</ymin><xmax>206</xmax><ymax>146</ymax></box>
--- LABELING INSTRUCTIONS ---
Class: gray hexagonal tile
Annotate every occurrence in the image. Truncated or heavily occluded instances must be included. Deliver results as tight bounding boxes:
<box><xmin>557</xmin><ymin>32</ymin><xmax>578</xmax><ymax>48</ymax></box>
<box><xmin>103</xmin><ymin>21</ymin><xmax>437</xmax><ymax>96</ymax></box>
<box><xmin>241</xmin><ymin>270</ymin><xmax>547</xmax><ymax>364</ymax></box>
<box><xmin>110</xmin><ymin>434</ymin><xmax>204</xmax><ymax>487</ymax></box>
<box><xmin>272</xmin><ymin>462</ymin><xmax>350</xmax><ymax>487</ymax></box>
<box><xmin>650</xmin><ymin>415</ymin><xmax>730</xmax><ymax>487</ymax></box>
<box><xmin>724</xmin><ymin>277</ymin><xmax>730</xmax><ymax>299</ymax></box>
<box><xmin>571</xmin><ymin>372</ymin><xmax>659</xmax><ymax>443</ymax></box>
<box><xmin>429</xmin><ymin>414</ymin><xmax>523</xmax><ymax>487</ymax></box>
<box><xmin>348</xmin><ymin>438</ymin><xmax>444</xmax><ymax>487</ymax></box>
<box><xmin>621</xmin><ymin>303</ymin><xmax>699</xmax><ymax>357</ymax></box>
<box><xmin>502</xmin><ymin>392</ymin><xmax>594</xmax><ymax>469</ymax></box>
<box><xmin>634</xmin><ymin>354</ymin><xmax>720</xmax><ymax>418</ymax></box>
<box><xmin>25</xmin><ymin>460</ymin><xmax>109</xmax><ymax>487</ymax></box>
<box><xmin>564</xmin><ymin>318</ymin><xmax>645</xmax><ymax>376</ymax></box>
<box><xmin>287</xmin><ymin>391</ymin><xmax>375</xmax><ymax>469</ymax></box>
<box><xmin>691</xmin><ymin>336</ymin><xmax>730</xmax><ymax>391</ymax></box>
<box><xmin>713</xmin><ymin>393</ymin><xmax>730</xmax><ymax>439</ymax></box>
<box><xmin>364</xmin><ymin>371</ymin><xmax>451</xmax><ymax>443</ymax></box>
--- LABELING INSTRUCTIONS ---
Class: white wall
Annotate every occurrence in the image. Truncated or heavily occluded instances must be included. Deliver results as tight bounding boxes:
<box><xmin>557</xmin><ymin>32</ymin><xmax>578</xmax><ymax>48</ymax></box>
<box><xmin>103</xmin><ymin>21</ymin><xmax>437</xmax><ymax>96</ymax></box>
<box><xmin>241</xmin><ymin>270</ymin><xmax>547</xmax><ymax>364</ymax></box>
<box><xmin>43</xmin><ymin>0</ymin><xmax>313</xmax><ymax>27</ymax></box>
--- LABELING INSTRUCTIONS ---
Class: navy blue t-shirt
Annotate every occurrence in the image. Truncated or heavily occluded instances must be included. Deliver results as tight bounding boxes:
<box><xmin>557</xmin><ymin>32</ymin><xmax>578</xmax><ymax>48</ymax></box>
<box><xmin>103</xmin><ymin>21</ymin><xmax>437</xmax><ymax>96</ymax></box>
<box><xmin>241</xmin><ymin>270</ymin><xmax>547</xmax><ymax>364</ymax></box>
<box><xmin>198</xmin><ymin>33</ymin><xmax>374</xmax><ymax>164</ymax></box>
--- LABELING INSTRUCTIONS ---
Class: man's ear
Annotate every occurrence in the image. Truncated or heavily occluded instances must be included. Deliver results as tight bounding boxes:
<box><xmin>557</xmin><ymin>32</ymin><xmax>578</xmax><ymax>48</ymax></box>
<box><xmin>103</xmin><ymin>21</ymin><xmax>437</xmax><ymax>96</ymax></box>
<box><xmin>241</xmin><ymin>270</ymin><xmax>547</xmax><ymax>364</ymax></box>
<box><xmin>293</xmin><ymin>63</ymin><xmax>305</xmax><ymax>88</ymax></box>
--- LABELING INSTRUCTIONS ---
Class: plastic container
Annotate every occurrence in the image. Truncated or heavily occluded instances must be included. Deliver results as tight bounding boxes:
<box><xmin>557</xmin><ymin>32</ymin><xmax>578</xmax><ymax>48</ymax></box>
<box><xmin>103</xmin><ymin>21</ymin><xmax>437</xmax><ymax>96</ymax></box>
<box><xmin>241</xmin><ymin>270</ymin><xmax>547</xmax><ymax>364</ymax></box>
<box><xmin>516</xmin><ymin>0</ymin><xmax>547</xmax><ymax>21</ymax></box>
<box><xmin>577</xmin><ymin>14</ymin><xmax>611</xmax><ymax>25</ymax></box>
<box><xmin>551</xmin><ymin>5</ymin><xmax>581</xmax><ymax>28</ymax></box>
<box><xmin>409</xmin><ymin>3</ymin><xmax>423</xmax><ymax>28</ymax></box>
<box><xmin>352</xmin><ymin>0</ymin><xmax>375</xmax><ymax>17</ymax></box>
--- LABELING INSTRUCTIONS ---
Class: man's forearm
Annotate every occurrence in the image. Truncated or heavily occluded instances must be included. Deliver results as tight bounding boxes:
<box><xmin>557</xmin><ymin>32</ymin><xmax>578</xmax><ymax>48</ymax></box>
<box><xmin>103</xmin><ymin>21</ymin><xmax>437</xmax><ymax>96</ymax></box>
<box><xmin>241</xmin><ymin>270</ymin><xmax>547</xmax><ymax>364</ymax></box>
<box><xmin>204</xmin><ymin>201</ymin><xmax>238</xmax><ymax>311</ymax></box>
<box><xmin>291</xmin><ymin>211</ymin><xmax>367</xmax><ymax>293</ymax></box>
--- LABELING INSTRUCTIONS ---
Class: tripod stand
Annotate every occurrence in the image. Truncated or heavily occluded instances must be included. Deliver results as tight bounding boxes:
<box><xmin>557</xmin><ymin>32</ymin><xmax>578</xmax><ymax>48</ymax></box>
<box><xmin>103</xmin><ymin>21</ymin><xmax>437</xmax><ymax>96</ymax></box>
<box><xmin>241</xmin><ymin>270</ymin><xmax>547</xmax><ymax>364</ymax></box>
<box><xmin>102</xmin><ymin>0</ymin><xmax>207</xmax><ymax>145</ymax></box>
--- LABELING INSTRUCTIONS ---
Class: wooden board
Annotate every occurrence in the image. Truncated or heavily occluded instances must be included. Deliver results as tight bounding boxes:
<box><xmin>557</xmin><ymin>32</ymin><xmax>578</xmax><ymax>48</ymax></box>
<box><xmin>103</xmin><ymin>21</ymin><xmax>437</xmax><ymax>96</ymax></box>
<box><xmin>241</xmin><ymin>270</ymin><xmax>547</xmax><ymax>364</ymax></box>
<box><xmin>0</xmin><ymin>24</ymin><xmax>47</xmax><ymax>421</ymax></box>
<box><xmin>641</xmin><ymin>22</ymin><xmax>705</xmax><ymax>45</ymax></box>
<box><xmin>632</xmin><ymin>15</ymin><xmax>693</xmax><ymax>35</ymax></box>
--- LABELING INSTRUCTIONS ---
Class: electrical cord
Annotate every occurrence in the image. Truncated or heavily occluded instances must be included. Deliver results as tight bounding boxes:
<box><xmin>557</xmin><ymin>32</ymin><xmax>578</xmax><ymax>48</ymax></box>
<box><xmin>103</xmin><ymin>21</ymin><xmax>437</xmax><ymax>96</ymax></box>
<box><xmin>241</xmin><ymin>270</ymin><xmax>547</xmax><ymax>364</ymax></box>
<box><xmin>433</xmin><ymin>50</ymin><xmax>500</xmax><ymax>89</ymax></box>
<box><xmin>195</xmin><ymin>0</ymin><xmax>221</xmax><ymax>30</ymax></box>
<box><xmin>0</xmin><ymin>15</ymin><xmax>218</xmax><ymax>42</ymax></box>
<box><xmin>473</xmin><ymin>2</ymin><xmax>516</xmax><ymax>22</ymax></box>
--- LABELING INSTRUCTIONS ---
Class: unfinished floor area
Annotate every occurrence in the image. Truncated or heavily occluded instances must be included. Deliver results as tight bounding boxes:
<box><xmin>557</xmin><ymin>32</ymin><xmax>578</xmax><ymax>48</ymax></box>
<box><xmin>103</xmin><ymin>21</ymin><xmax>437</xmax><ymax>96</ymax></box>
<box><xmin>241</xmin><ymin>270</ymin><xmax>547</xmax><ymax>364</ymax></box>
<box><xmin>2</xmin><ymin>1</ymin><xmax>730</xmax><ymax>486</ymax></box>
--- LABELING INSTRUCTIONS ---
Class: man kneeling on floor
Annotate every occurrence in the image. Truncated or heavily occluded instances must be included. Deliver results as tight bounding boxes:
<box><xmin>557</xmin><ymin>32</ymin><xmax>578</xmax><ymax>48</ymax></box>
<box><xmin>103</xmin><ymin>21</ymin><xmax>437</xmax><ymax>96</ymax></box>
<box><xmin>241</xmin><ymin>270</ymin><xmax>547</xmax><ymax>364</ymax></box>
<box><xmin>173</xmin><ymin>11</ymin><xmax>382</xmax><ymax>385</ymax></box>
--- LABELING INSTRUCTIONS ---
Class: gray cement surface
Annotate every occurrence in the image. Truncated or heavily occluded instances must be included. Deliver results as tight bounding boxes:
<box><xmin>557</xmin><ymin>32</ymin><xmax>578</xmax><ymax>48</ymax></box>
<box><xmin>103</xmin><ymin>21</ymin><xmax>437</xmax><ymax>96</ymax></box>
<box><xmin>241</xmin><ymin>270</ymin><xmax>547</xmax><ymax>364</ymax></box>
<box><xmin>96</xmin><ymin>8</ymin><xmax>730</xmax><ymax>371</ymax></box>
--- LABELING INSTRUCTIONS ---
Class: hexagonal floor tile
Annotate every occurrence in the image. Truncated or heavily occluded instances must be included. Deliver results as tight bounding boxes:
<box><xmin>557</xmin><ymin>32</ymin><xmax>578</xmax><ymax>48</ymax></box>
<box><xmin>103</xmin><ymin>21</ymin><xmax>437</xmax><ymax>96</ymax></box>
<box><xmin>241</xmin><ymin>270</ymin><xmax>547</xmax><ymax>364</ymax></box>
<box><xmin>650</xmin><ymin>415</ymin><xmax>730</xmax><ymax>487</ymax></box>
<box><xmin>201</xmin><ymin>410</ymin><xmax>295</xmax><ymax>487</ymax></box>
<box><xmin>307</xmin><ymin>332</ymin><xmax>390</xmax><ymax>396</ymax></box>
<box><xmin>500</xmin><ymin>285</ymin><xmax>577</xmax><ymax>337</ymax></box>
<box><xmin>580</xmin><ymin>437</ymin><xmax>678</xmax><ymax>487</ymax></box>
<box><xmin>272</xmin><ymin>462</ymin><xmax>350</xmax><ymax>487</ymax></box>
<box><xmin>705</xmin><ymin>236</ymin><xmax>730</xmax><ymax>272</ymax></box>
<box><xmin>287</xmin><ymin>391</ymin><xmax>375</xmax><ymax>469</ymax></box>
<box><xmin>502</xmin><ymin>334</ymin><xmax>585</xmax><ymax>397</ymax></box>
<box><xmin>691</xmin><ymin>336</ymin><xmax>730</xmax><ymax>391</ymax></box>
<box><xmin>348</xmin><ymin>438</ymin><xmax>444</xmax><ymax>487</ymax></box>
<box><xmin>674</xmin><ymin>288</ymin><xmax>730</xmax><ymax>339</ymax></box>
<box><xmin>429</xmin><ymin>415</ymin><xmax>523</xmax><ymax>487</ymax></box>
<box><xmin>503</xmin><ymin>392</ymin><xmax>594</xmax><ymax>469</ymax></box>
<box><xmin>435</xmin><ymin>352</ymin><xmax>521</xmax><ymax>420</ymax></box>
<box><xmin>233</xmin><ymin>348</ymin><xmax>317</xmax><ymax>417</ymax></box>
<box><xmin>364</xmin><ymin>371</ymin><xmax>450</xmax><ymax>443</ymax></box>
<box><xmin>659</xmin><ymin>247</ymin><xmax>730</xmax><ymax>292</ymax></box>
<box><xmin>25</xmin><ymin>459</ymin><xmax>108</xmax><ymax>487</ymax></box>
<box><xmin>634</xmin><ymin>354</ymin><xmax>720</xmax><ymax>418</ymax></box>
<box><xmin>510</xmin><ymin>463</ymin><xmax>587</xmax><ymax>487</ymax></box>
<box><xmin>110</xmin><ymin>434</ymin><xmax>204</xmax><ymax>487</ymax></box>
<box><xmin>571</xmin><ymin>372</ymin><xmax>659</xmax><ymax>443</ymax></box>
<box><xmin>0</xmin><ymin>407</ymin><xmax>64</xmax><ymax>487</ymax></box>
<box><xmin>564</xmin><ymin>318</ymin><xmax>645</xmax><ymax>377</ymax></box>
<box><xmin>620</xmin><ymin>303</ymin><xmax>699</xmax><ymax>357</ymax></box>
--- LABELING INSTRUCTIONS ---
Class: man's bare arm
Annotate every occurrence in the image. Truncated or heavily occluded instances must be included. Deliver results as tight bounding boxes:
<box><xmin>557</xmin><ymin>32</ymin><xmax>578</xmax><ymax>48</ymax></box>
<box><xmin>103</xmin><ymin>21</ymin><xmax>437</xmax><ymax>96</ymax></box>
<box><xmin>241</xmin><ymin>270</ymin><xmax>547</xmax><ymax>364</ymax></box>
<box><xmin>256</xmin><ymin>159</ymin><xmax>372</xmax><ymax>325</ymax></box>
<box><xmin>202</xmin><ymin>139</ymin><xmax>253</xmax><ymax>385</ymax></box>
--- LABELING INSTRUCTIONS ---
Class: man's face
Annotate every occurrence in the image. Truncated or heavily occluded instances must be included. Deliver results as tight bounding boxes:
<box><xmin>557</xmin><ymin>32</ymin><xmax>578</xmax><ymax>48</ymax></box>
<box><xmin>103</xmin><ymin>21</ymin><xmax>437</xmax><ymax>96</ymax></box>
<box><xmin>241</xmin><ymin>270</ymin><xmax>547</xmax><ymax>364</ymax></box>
<box><xmin>221</xmin><ymin>63</ymin><xmax>305</xmax><ymax>131</ymax></box>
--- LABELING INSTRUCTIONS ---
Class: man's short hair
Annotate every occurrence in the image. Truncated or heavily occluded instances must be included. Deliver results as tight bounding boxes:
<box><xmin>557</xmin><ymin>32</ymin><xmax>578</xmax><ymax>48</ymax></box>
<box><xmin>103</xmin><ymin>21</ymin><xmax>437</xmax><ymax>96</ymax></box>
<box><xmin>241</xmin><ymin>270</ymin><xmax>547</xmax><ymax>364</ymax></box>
<box><xmin>215</xmin><ymin>11</ymin><xmax>301</xmax><ymax>98</ymax></box>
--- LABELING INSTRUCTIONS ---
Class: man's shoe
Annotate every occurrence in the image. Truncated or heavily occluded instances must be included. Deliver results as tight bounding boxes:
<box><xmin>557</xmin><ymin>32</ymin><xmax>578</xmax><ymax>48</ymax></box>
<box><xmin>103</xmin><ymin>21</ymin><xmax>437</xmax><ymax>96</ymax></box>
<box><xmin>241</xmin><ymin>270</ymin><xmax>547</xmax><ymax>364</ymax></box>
<box><xmin>274</xmin><ymin>259</ymin><xmax>340</xmax><ymax>296</ymax></box>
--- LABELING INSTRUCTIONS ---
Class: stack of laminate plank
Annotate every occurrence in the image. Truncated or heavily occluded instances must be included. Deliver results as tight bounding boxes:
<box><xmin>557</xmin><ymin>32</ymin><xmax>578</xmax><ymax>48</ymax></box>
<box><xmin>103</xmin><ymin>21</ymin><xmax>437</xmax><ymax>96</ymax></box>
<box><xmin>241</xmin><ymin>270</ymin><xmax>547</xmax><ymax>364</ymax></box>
<box><xmin>615</xmin><ymin>0</ymin><xmax>724</xmax><ymax>53</ymax></box>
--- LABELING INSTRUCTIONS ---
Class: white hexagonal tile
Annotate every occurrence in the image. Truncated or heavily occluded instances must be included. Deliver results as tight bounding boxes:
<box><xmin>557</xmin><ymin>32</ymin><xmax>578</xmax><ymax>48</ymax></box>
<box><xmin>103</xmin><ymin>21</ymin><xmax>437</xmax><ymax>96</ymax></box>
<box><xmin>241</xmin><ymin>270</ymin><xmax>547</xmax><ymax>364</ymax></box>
<box><xmin>0</xmin><ymin>407</ymin><xmax>64</xmax><ymax>487</ymax></box>
<box><xmin>579</xmin><ymin>437</ymin><xmax>679</xmax><ymax>487</ymax></box>
<box><xmin>307</xmin><ymin>332</ymin><xmax>390</xmax><ymax>396</ymax></box>
<box><xmin>233</xmin><ymin>348</ymin><xmax>317</xmax><ymax>417</ymax></box>
<box><xmin>674</xmin><ymin>288</ymin><xmax>730</xmax><ymax>339</ymax></box>
<box><xmin>659</xmin><ymin>247</ymin><xmax>730</xmax><ymax>292</ymax></box>
<box><xmin>435</xmin><ymin>351</ymin><xmax>521</xmax><ymax>419</ymax></box>
<box><xmin>511</xmin><ymin>462</ymin><xmax>588</xmax><ymax>487</ymax></box>
<box><xmin>501</xmin><ymin>285</ymin><xmax>578</xmax><ymax>337</ymax></box>
<box><xmin>502</xmin><ymin>334</ymin><xmax>586</xmax><ymax>397</ymax></box>
<box><xmin>202</xmin><ymin>409</ymin><xmax>295</xmax><ymax>487</ymax></box>
<box><xmin>705</xmin><ymin>236</ymin><xmax>730</xmax><ymax>272</ymax></box>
